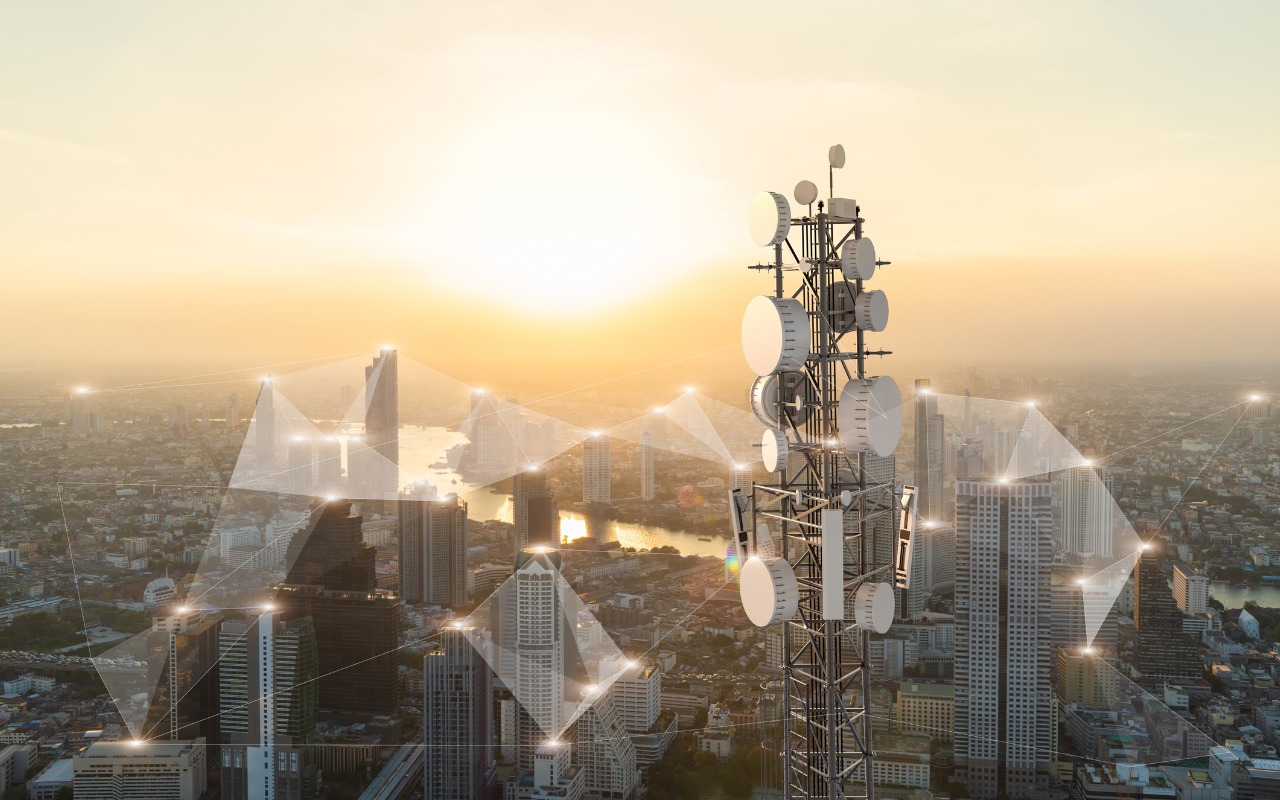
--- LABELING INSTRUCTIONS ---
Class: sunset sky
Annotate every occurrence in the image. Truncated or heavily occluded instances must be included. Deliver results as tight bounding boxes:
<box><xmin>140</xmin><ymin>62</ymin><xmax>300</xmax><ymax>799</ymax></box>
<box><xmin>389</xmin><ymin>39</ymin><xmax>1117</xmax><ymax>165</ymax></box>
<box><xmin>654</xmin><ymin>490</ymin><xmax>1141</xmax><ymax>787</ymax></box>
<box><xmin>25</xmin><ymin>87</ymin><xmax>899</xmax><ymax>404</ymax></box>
<box><xmin>2</xmin><ymin>1</ymin><xmax>1278</xmax><ymax>387</ymax></box>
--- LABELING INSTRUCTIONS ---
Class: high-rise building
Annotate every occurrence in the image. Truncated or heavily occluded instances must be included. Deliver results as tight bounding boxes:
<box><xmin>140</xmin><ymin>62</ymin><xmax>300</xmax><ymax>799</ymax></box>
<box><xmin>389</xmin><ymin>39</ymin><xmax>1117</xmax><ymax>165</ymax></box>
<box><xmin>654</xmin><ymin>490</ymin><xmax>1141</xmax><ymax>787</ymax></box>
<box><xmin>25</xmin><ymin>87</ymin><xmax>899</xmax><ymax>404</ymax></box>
<box><xmin>424</xmin><ymin>626</ymin><xmax>496</xmax><ymax>800</ymax></box>
<box><xmin>513</xmin><ymin>468</ymin><xmax>560</xmax><ymax>552</ymax></box>
<box><xmin>317</xmin><ymin>436</ymin><xmax>342</xmax><ymax>495</ymax></box>
<box><xmin>225</xmin><ymin>393</ymin><xmax>238</xmax><ymax>429</ymax></box>
<box><xmin>151</xmin><ymin>608</ymin><xmax>221</xmax><ymax>748</ymax></box>
<box><xmin>955</xmin><ymin>479</ymin><xmax>1054</xmax><ymax>799</ymax></box>
<box><xmin>73</xmin><ymin>739</ymin><xmax>207</xmax><ymax>800</ymax></box>
<box><xmin>576</xmin><ymin>691</ymin><xmax>638</xmax><ymax>800</ymax></box>
<box><xmin>1172</xmin><ymin>563</ymin><xmax>1210</xmax><ymax>616</ymax></box>
<box><xmin>1053</xmin><ymin>649</ymin><xmax>1116</xmax><ymax>708</ymax></box>
<box><xmin>275</xmin><ymin>500</ymin><xmax>400</xmax><ymax>717</ymax></box>
<box><xmin>219</xmin><ymin>613</ymin><xmax>319</xmax><ymax>800</ymax></box>
<box><xmin>914</xmin><ymin>379</ymin><xmax>944</xmax><ymax>521</ymax></box>
<box><xmin>731</xmin><ymin>464</ymin><xmax>753</xmax><ymax>497</ymax></box>
<box><xmin>364</xmin><ymin>348</ymin><xmax>400</xmax><ymax>512</ymax></box>
<box><xmin>255</xmin><ymin>378</ymin><xmax>277</xmax><ymax>472</ymax></box>
<box><xmin>865</xmin><ymin>454</ymin><xmax>898</xmax><ymax>571</ymax></box>
<box><xmin>399</xmin><ymin>485</ymin><xmax>469</xmax><ymax>607</ymax></box>
<box><xmin>497</xmin><ymin>550</ymin><xmax>567</xmax><ymax>773</ymax></box>
<box><xmin>903</xmin><ymin>522</ymin><xmax>955</xmax><ymax>621</ymax></box>
<box><xmin>640</xmin><ymin>432</ymin><xmax>656</xmax><ymax>501</ymax></box>
<box><xmin>170</xmin><ymin>403</ymin><xmax>188</xmax><ymax>441</ymax></box>
<box><xmin>529</xmin><ymin>743</ymin><xmax>584</xmax><ymax>800</ymax></box>
<box><xmin>67</xmin><ymin>388</ymin><xmax>104</xmax><ymax>435</ymax></box>
<box><xmin>1133</xmin><ymin>542</ymin><xmax>1202</xmax><ymax>683</ymax></box>
<box><xmin>583</xmin><ymin>435</ymin><xmax>611</xmax><ymax>503</ymax></box>
<box><xmin>1057</xmin><ymin>465</ymin><xmax>1115</xmax><ymax>558</ymax></box>
<box><xmin>287</xmin><ymin>438</ymin><xmax>315</xmax><ymax>496</ymax></box>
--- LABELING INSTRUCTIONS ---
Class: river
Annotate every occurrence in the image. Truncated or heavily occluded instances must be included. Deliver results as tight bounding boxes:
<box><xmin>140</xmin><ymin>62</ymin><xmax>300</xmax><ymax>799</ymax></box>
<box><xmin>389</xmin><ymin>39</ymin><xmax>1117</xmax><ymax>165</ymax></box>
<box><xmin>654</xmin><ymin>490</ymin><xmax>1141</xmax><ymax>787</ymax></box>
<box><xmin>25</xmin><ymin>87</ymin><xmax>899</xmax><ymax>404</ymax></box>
<box><xmin>461</xmin><ymin>490</ymin><xmax>728</xmax><ymax>559</ymax></box>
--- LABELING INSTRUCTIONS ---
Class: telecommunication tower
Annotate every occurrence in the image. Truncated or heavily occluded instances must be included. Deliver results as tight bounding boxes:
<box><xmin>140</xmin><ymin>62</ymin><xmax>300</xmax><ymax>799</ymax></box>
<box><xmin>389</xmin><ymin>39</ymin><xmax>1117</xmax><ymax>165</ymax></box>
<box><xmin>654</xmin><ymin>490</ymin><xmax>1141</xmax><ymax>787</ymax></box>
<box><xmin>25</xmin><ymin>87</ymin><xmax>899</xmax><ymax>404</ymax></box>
<box><xmin>733</xmin><ymin>145</ymin><xmax>915</xmax><ymax>800</ymax></box>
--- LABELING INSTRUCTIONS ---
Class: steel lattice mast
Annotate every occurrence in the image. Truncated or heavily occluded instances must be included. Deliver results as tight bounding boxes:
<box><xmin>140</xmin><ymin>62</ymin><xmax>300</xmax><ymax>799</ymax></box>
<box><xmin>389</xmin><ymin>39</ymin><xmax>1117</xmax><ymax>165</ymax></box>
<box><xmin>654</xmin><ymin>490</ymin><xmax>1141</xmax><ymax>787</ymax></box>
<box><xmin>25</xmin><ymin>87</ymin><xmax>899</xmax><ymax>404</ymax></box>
<box><xmin>735</xmin><ymin>146</ymin><xmax>906</xmax><ymax>800</ymax></box>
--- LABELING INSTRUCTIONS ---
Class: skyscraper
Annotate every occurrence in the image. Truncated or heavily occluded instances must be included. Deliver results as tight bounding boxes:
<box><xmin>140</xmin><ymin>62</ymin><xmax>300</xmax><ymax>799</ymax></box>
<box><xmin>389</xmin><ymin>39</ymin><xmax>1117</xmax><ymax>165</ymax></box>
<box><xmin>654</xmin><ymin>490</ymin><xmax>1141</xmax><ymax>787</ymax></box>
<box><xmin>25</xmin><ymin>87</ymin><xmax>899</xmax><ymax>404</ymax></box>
<box><xmin>507</xmin><ymin>550</ymin><xmax>565</xmax><ymax>772</ymax></box>
<box><xmin>67</xmin><ymin>388</ymin><xmax>103</xmax><ymax>435</ymax></box>
<box><xmin>640</xmin><ymin>432</ymin><xmax>655</xmax><ymax>501</ymax></box>
<box><xmin>275</xmin><ymin>500</ymin><xmax>400</xmax><ymax>717</ymax></box>
<box><xmin>1172</xmin><ymin>563</ymin><xmax>1210</xmax><ymax>615</ymax></box>
<box><xmin>583</xmin><ymin>435</ymin><xmax>611</xmax><ymax>504</ymax></box>
<box><xmin>364</xmin><ymin>348</ymin><xmax>400</xmax><ymax>513</ymax></box>
<box><xmin>424</xmin><ymin>626</ymin><xmax>496</xmax><ymax>800</ymax></box>
<box><xmin>1133</xmin><ymin>541</ymin><xmax>1202</xmax><ymax>682</ymax></box>
<box><xmin>399</xmin><ymin>484</ymin><xmax>469</xmax><ymax>607</ymax></box>
<box><xmin>513</xmin><ymin>468</ymin><xmax>560</xmax><ymax>552</ymax></box>
<box><xmin>255</xmin><ymin>378</ymin><xmax>276</xmax><ymax>472</ymax></box>
<box><xmin>1057</xmin><ymin>465</ymin><xmax>1115</xmax><ymax>558</ymax></box>
<box><xmin>955</xmin><ymin>479</ymin><xmax>1053</xmax><ymax>800</ymax></box>
<box><xmin>151</xmin><ymin>607</ymin><xmax>221</xmax><ymax>748</ymax></box>
<box><xmin>576</xmin><ymin>690</ymin><xmax>638</xmax><ymax>800</ymax></box>
<box><xmin>219</xmin><ymin>612</ymin><xmax>319</xmax><ymax>800</ymax></box>
<box><xmin>913</xmin><ymin>379</ymin><xmax>944</xmax><ymax>521</ymax></box>
<box><xmin>225</xmin><ymin>393</ymin><xmax>238</xmax><ymax>429</ymax></box>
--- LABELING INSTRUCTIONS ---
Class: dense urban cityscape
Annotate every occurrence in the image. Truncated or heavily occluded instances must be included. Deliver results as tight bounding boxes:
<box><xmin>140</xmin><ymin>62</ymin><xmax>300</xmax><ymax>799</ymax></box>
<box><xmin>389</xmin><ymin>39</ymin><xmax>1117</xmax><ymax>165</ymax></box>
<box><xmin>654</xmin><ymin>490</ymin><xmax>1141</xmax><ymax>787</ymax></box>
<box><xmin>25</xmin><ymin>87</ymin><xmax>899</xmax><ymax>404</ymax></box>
<box><xmin>0</xmin><ymin>354</ymin><xmax>1274</xmax><ymax>799</ymax></box>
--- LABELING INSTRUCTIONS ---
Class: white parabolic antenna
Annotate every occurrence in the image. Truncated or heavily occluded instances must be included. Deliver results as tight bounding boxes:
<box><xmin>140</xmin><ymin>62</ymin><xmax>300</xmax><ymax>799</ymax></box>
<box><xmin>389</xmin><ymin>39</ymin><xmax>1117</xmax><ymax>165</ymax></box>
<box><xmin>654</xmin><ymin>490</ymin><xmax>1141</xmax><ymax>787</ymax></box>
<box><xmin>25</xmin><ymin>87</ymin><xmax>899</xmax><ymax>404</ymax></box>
<box><xmin>854</xmin><ymin>289</ymin><xmax>889</xmax><ymax>332</ymax></box>
<box><xmin>742</xmin><ymin>296</ymin><xmax>809</xmax><ymax>376</ymax></box>
<box><xmin>749</xmin><ymin>191</ymin><xmax>791</xmax><ymax>247</ymax></box>
<box><xmin>794</xmin><ymin>180</ymin><xmax>818</xmax><ymax>207</ymax></box>
<box><xmin>749</xmin><ymin>373</ymin><xmax>812</xmax><ymax>428</ymax></box>
<box><xmin>828</xmin><ymin>144</ymin><xmax>846</xmax><ymax>169</ymax></box>
<box><xmin>841</xmin><ymin>237</ymin><xmax>876</xmax><ymax>281</ymax></box>
<box><xmin>741</xmin><ymin>557</ymin><xmax>799</xmax><ymax>627</ymax></box>
<box><xmin>837</xmin><ymin>375</ymin><xmax>902</xmax><ymax>457</ymax></box>
<box><xmin>761</xmin><ymin>428</ymin><xmax>790</xmax><ymax>472</ymax></box>
<box><xmin>853</xmin><ymin>582</ymin><xmax>894</xmax><ymax>634</ymax></box>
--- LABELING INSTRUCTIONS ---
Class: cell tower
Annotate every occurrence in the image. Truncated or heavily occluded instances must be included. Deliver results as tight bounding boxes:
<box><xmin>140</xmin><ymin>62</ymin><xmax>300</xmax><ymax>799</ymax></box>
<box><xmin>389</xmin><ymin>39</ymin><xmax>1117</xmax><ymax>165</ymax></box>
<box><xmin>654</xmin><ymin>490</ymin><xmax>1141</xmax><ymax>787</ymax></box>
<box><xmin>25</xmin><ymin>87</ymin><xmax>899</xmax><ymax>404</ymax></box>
<box><xmin>733</xmin><ymin>145</ymin><xmax>915</xmax><ymax>800</ymax></box>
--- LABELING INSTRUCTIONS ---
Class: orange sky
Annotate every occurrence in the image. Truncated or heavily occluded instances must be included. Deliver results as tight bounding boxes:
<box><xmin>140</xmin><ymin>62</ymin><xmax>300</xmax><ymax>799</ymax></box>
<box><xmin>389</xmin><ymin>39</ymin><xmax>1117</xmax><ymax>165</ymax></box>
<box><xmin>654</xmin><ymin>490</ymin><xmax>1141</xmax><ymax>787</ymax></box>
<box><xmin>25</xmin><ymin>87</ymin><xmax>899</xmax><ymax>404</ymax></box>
<box><xmin>2</xmin><ymin>2</ymin><xmax>1278</xmax><ymax>384</ymax></box>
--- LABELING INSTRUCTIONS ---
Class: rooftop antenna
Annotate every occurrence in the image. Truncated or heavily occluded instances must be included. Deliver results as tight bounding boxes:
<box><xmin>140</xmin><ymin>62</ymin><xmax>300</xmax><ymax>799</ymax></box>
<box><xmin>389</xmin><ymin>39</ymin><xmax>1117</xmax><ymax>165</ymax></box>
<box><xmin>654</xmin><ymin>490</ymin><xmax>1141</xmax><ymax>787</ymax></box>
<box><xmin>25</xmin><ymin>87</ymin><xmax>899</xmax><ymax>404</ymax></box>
<box><xmin>739</xmin><ymin>143</ymin><xmax>907</xmax><ymax>800</ymax></box>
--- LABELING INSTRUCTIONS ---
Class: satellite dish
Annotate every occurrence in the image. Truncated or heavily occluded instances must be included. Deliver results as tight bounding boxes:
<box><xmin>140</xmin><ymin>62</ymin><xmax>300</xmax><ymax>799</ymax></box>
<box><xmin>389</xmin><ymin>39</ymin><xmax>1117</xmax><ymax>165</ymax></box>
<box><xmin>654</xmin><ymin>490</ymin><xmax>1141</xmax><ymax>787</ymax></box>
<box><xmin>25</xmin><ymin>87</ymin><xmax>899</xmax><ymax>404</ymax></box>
<box><xmin>740</xmin><ymin>556</ymin><xmax>799</xmax><ymax>627</ymax></box>
<box><xmin>837</xmin><ymin>375</ymin><xmax>903</xmax><ymax>457</ymax></box>
<box><xmin>853</xmin><ymin>582</ymin><xmax>894</xmax><ymax>633</ymax></box>
<box><xmin>854</xmin><ymin>289</ymin><xmax>889</xmax><ymax>332</ymax></box>
<box><xmin>749</xmin><ymin>373</ymin><xmax>814</xmax><ymax>428</ymax></box>
<box><xmin>839</xmin><ymin>490</ymin><xmax>853</xmax><ymax>507</ymax></box>
<box><xmin>762</xmin><ymin>428</ymin><xmax>789</xmax><ymax>472</ymax></box>
<box><xmin>841</xmin><ymin>238</ymin><xmax>876</xmax><ymax>281</ymax></box>
<box><xmin>742</xmin><ymin>296</ymin><xmax>809</xmax><ymax>376</ymax></box>
<box><xmin>829</xmin><ymin>144</ymin><xmax>846</xmax><ymax>169</ymax></box>
<box><xmin>794</xmin><ymin>180</ymin><xmax>818</xmax><ymax>207</ymax></box>
<box><xmin>749</xmin><ymin>191</ymin><xmax>791</xmax><ymax>247</ymax></box>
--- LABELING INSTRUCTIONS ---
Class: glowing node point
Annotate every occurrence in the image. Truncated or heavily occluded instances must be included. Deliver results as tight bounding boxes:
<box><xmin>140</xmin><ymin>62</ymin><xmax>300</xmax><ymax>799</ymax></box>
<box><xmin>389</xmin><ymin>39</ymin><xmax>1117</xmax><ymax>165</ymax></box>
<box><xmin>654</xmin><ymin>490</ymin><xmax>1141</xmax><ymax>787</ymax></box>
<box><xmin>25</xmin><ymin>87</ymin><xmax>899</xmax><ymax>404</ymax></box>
<box><xmin>176</xmin><ymin>606</ymin><xmax>190</xmax><ymax>614</ymax></box>
<box><xmin>260</xmin><ymin>602</ymin><xmax>276</xmax><ymax>612</ymax></box>
<box><xmin>652</xmin><ymin>407</ymin><xmax>665</xmax><ymax>414</ymax></box>
<box><xmin>75</xmin><ymin>386</ymin><xmax>90</xmax><ymax>394</ymax></box>
<box><xmin>998</xmin><ymin>477</ymin><xmax>1010</xmax><ymax>484</ymax></box>
<box><xmin>1081</xmin><ymin>647</ymin><xmax>1095</xmax><ymax>656</ymax></box>
<box><xmin>684</xmin><ymin>386</ymin><xmax>696</xmax><ymax>394</ymax></box>
<box><xmin>1249</xmin><ymin>393</ymin><xmax>1262</xmax><ymax>402</ymax></box>
<box><xmin>473</xmin><ymin>388</ymin><xmax>487</xmax><ymax>395</ymax></box>
<box><xmin>380</xmin><ymin>344</ymin><xmax>395</xmax><ymax>352</ymax></box>
<box><xmin>1080</xmin><ymin>459</ymin><xmax>1094</xmax><ymax>467</ymax></box>
<box><xmin>1076</xmin><ymin>578</ymin><xmax>1088</xmax><ymax>586</ymax></box>
<box><xmin>1024</xmin><ymin>400</ymin><xmax>1037</xmax><ymax>408</ymax></box>
<box><xmin>1140</xmin><ymin>542</ymin><xmax>1152</xmax><ymax>551</ymax></box>
<box><xmin>130</xmin><ymin>739</ymin><xmax>146</xmax><ymax>748</ymax></box>
<box><xmin>591</xmin><ymin>431</ymin><xmax>603</xmax><ymax>437</ymax></box>
<box><xmin>624</xmin><ymin>660</ymin><xmax>637</xmax><ymax>669</ymax></box>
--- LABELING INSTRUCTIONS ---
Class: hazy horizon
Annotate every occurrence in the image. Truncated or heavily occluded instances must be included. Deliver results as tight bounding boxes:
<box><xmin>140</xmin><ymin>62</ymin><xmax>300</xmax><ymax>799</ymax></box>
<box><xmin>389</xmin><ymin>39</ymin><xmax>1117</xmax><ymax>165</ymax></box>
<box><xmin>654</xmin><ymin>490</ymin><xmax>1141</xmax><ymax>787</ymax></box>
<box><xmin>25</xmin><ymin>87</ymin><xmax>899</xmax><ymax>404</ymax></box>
<box><xmin>3</xmin><ymin>1</ymin><xmax>1278</xmax><ymax>379</ymax></box>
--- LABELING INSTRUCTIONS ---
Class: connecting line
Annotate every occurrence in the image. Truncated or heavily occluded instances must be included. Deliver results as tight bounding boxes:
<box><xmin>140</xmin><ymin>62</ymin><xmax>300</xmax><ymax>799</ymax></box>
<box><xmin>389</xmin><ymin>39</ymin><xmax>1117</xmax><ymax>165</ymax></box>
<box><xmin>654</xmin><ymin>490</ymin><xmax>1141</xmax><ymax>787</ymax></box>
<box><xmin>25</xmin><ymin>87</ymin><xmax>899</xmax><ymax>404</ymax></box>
<box><xmin>633</xmin><ymin>577</ymin><xmax>735</xmax><ymax>663</ymax></box>
<box><xmin>1147</xmin><ymin>404</ymin><xmax>1250</xmax><ymax>539</ymax></box>
<box><xmin>1088</xmin><ymin>657</ymin><xmax>1221</xmax><ymax>750</ymax></box>
<box><xmin>143</xmin><ymin>629</ymin><xmax>447</xmax><ymax>743</ymax></box>
<box><xmin>56</xmin><ymin>484</ymin><xmax>95</xmax><ymax>657</ymax></box>
<box><xmin>140</xmin><ymin>621</ymin><xmax>257</xmax><ymax>741</ymax></box>
<box><xmin>95</xmin><ymin>352</ymin><xmax>368</xmax><ymax>393</ymax></box>
<box><xmin>1094</xmin><ymin>401</ymin><xmax>1249</xmax><ymax>464</ymax></box>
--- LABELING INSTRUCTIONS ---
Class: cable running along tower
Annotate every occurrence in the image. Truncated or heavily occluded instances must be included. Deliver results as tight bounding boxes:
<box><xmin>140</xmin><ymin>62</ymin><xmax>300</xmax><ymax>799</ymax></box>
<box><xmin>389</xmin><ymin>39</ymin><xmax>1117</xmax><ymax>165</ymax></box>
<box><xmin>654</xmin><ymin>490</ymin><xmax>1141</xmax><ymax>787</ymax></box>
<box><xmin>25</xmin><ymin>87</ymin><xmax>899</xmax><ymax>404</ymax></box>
<box><xmin>735</xmin><ymin>145</ymin><xmax>911</xmax><ymax>800</ymax></box>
